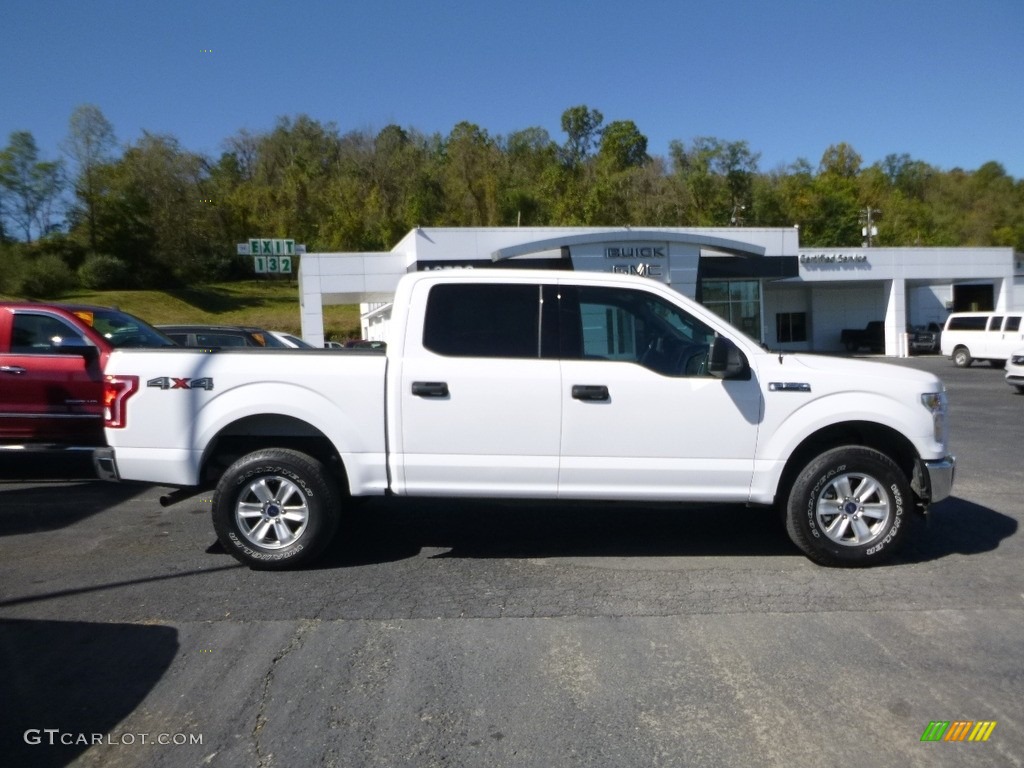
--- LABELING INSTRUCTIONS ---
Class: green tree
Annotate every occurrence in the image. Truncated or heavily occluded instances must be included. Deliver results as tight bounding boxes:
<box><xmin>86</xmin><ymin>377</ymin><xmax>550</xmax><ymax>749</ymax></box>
<box><xmin>596</xmin><ymin>120</ymin><xmax>648</xmax><ymax>173</ymax></box>
<box><xmin>799</xmin><ymin>144</ymin><xmax>863</xmax><ymax>245</ymax></box>
<box><xmin>103</xmin><ymin>132</ymin><xmax>224</xmax><ymax>284</ymax></box>
<box><xmin>0</xmin><ymin>131</ymin><xmax>64</xmax><ymax>241</ymax></box>
<box><xmin>560</xmin><ymin>105</ymin><xmax>604</xmax><ymax>168</ymax></box>
<box><xmin>499</xmin><ymin>127</ymin><xmax>559</xmax><ymax>225</ymax></box>
<box><xmin>581</xmin><ymin>122</ymin><xmax>652</xmax><ymax>224</ymax></box>
<box><xmin>671</xmin><ymin>138</ymin><xmax>760</xmax><ymax>224</ymax></box>
<box><xmin>63</xmin><ymin>104</ymin><xmax>118</xmax><ymax>252</ymax></box>
<box><xmin>439</xmin><ymin>122</ymin><xmax>500</xmax><ymax>225</ymax></box>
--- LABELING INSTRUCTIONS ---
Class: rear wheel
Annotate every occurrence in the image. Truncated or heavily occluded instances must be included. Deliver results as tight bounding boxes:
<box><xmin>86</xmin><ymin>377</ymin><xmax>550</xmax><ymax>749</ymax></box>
<box><xmin>952</xmin><ymin>347</ymin><xmax>972</xmax><ymax>368</ymax></box>
<box><xmin>785</xmin><ymin>446</ymin><xmax>912</xmax><ymax>567</ymax></box>
<box><xmin>212</xmin><ymin>448</ymin><xmax>340</xmax><ymax>570</ymax></box>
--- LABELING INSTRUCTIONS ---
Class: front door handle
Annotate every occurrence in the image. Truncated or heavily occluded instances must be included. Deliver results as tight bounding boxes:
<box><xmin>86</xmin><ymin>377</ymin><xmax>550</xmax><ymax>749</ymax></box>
<box><xmin>0</xmin><ymin>365</ymin><xmax>27</xmax><ymax>375</ymax></box>
<box><xmin>571</xmin><ymin>384</ymin><xmax>610</xmax><ymax>402</ymax></box>
<box><xmin>411</xmin><ymin>381</ymin><xmax>449</xmax><ymax>398</ymax></box>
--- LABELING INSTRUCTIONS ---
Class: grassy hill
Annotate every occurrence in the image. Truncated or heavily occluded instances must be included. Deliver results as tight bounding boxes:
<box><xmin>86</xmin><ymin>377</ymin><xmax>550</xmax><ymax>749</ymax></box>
<box><xmin>6</xmin><ymin>280</ymin><xmax>363</xmax><ymax>343</ymax></box>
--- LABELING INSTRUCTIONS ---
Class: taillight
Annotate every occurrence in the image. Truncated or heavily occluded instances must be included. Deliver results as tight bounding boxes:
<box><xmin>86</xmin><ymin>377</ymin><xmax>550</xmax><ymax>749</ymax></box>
<box><xmin>103</xmin><ymin>375</ymin><xmax>139</xmax><ymax>428</ymax></box>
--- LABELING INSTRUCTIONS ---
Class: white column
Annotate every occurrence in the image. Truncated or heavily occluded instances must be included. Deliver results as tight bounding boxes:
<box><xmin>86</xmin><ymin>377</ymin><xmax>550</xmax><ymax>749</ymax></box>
<box><xmin>298</xmin><ymin>256</ymin><xmax>326</xmax><ymax>347</ymax></box>
<box><xmin>885</xmin><ymin>278</ymin><xmax>908</xmax><ymax>357</ymax></box>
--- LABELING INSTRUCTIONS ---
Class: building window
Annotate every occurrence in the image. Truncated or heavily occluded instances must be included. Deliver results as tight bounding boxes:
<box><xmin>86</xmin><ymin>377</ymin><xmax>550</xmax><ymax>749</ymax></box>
<box><xmin>776</xmin><ymin>312</ymin><xmax>807</xmax><ymax>343</ymax></box>
<box><xmin>702</xmin><ymin>280</ymin><xmax>761</xmax><ymax>340</ymax></box>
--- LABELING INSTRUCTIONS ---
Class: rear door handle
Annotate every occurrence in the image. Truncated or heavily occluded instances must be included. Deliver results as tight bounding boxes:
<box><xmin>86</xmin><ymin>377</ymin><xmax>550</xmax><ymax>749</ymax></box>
<box><xmin>1</xmin><ymin>365</ymin><xmax>27</xmax><ymax>375</ymax></box>
<box><xmin>571</xmin><ymin>384</ymin><xmax>610</xmax><ymax>402</ymax></box>
<box><xmin>411</xmin><ymin>381</ymin><xmax>449</xmax><ymax>398</ymax></box>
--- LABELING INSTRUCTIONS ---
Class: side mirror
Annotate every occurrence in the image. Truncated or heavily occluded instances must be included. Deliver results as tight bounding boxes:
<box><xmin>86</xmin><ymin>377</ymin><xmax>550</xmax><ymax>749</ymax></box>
<box><xmin>707</xmin><ymin>335</ymin><xmax>750</xmax><ymax>380</ymax></box>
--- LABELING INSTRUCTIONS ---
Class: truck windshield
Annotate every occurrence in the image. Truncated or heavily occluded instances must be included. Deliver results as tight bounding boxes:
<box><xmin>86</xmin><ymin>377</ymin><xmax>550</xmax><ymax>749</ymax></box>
<box><xmin>70</xmin><ymin>307</ymin><xmax>176</xmax><ymax>348</ymax></box>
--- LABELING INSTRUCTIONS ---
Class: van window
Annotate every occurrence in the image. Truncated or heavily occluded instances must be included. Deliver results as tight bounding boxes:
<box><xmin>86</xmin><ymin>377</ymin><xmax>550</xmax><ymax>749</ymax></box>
<box><xmin>988</xmin><ymin>316</ymin><xmax>1003</xmax><ymax>331</ymax></box>
<box><xmin>946</xmin><ymin>316</ymin><xmax>987</xmax><ymax>331</ymax></box>
<box><xmin>1005</xmin><ymin>316</ymin><xmax>1021</xmax><ymax>332</ymax></box>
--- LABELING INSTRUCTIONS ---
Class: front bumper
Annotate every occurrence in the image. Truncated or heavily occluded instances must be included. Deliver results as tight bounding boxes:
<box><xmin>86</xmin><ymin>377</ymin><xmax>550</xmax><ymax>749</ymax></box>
<box><xmin>915</xmin><ymin>455</ymin><xmax>956</xmax><ymax>506</ymax></box>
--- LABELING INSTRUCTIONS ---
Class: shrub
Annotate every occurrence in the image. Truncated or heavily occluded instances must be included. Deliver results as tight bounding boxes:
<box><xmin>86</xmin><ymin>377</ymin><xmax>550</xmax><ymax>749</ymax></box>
<box><xmin>19</xmin><ymin>254</ymin><xmax>77</xmax><ymax>297</ymax></box>
<box><xmin>78</xmin><ymin>253</ymin><xmax>132</xmax><ymax>289</ymax></box>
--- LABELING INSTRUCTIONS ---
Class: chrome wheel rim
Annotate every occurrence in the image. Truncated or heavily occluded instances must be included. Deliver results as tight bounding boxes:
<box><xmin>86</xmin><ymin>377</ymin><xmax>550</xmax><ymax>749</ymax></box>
<box><xmin>235</xmin><ymin>475</ymin><xmax>309</xmax><ymax>549</ymax></box>
<box><xmin>815</xmin><ymin>471</ymin><xmax>890</xmax><ymax>547</ymax></box>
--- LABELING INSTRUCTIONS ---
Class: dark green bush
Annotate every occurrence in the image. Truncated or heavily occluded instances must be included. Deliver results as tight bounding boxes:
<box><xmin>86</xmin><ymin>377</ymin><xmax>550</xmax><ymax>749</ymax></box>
<box><xmin>78</xmin><ymin>253</ymin><xmax>132</xmax><ymax>289</ymax></box>
<box><xmin>19</xmin><ymin>254</ymin><xmax>77</xmax><ymax>297</ymax></box>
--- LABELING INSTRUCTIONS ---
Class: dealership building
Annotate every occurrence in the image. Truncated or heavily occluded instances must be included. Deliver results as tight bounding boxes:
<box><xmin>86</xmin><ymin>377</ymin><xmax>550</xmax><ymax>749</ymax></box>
<box><xmin>297</xmin><ymin>227</ymin><xmax>1022</xmax><ymax>356</ymax></box>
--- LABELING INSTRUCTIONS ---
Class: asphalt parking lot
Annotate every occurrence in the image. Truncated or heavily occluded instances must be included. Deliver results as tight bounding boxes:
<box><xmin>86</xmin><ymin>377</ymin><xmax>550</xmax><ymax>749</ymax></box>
<box><xmin>0</xmin><ymin>354</ymin><xmax>1021</xmax><ymax>767</ymax></box>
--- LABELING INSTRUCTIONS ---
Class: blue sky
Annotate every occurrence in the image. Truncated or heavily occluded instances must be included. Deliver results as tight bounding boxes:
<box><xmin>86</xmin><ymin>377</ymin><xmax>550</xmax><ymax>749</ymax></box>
<box><xmin>3</xmin><ymin>0</ymin><xmax>1022</xmax><ymax>178</ymax></box>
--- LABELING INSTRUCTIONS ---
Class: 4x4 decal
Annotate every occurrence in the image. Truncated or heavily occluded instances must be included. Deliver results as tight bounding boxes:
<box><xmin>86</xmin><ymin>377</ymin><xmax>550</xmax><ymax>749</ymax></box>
<box><xmin>147</xmin><ymin>376</ymin><xmax>214</xmax><ymax>391</ymax></box>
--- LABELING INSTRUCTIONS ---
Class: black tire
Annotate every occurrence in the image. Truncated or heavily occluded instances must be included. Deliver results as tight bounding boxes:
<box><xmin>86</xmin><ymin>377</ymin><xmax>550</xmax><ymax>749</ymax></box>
<box><xmin>212</xmin><ymin>448</ymin><xmax>340</xmax><ymax>570</ymax></box>
<box><xmin>952</xmin><ymin>347</ymin><xmax>972</xmax><ymax>368</ymax></box>
<box><xmin>784</xmin><ymin>446</ymin><xmax>912</xmax><ymax>567</ymax></box>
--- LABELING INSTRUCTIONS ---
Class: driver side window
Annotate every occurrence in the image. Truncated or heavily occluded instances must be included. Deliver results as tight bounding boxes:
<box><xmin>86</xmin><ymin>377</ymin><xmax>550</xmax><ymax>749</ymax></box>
<box><xmin>11</xmin><ymin>314</ymin><xmax>89</xmax><ymax>354</ymax></box>
<box><xmin>566</xmin><ymin>286</ymin><xmax>716</xmax><ymax>377</ymax></box>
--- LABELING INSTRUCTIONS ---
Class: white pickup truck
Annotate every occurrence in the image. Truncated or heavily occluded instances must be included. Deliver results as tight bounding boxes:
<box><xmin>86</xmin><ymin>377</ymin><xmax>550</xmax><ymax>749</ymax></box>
<box><xmin>95</xmin><ymin>270</ymin><xmax>955</xmax><ymax>569</ymax></box>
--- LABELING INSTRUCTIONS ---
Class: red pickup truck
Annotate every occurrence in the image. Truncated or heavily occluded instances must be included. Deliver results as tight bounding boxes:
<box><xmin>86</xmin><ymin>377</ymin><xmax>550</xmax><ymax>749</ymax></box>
<box><xmin>0</xmin><ymin>303</ymin><xmax>173</xmax><ymax>449</ymax></box>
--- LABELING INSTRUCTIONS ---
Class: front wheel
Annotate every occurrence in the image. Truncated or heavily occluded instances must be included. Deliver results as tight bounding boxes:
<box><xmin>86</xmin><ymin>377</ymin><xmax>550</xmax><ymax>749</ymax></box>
<box><xmin>952</xmin><ymin>347</ymin><xmax>973</xmax><ymax>368</ymax></box>
<box><xmin>212</xmin><ymin>448</ymin><xmax>340</xmax><ymax>570</ymax></box>
<box><xmin>784</xmin><ymin>446</ymin><xmax>913</xmax><ymax>567</ymax></box>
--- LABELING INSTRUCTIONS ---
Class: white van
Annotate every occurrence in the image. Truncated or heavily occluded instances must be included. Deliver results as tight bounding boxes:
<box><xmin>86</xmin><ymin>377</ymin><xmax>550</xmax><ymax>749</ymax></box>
<box><xmin>941</xmin><ymin>311</ymin><xmax>1024</xmax><ymax>367</ymax></box>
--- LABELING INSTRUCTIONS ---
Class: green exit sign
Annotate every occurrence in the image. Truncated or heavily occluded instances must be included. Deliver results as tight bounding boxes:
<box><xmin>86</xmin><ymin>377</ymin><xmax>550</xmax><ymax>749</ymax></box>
<box><xmin>249</xmin><ymin>238</ymin><xmax>295</xmax><ymax>256</ymax></box>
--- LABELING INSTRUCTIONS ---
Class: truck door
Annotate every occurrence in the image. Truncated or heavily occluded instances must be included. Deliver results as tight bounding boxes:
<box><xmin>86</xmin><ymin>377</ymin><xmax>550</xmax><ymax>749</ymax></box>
<box><xmin>0</xmin><ymin>311</ymin><xmax>103</xmax><ymax>444</ymax></box>
<box><xmin>393</xmin><ymin>281</ymin><xmax>562</xmax><ymax>496</ymax></box>
<box><xmin>556</xmin><ymin>284</ymin><xmax>761</xmax><ymax>501</ymax></box>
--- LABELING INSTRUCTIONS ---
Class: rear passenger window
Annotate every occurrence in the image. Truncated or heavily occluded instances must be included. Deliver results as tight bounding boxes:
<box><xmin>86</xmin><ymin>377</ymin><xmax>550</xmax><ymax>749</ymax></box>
<box><xmin>423</xmin><ymin>284</ymin><xmax>541</xmax><ymax>358</ymax></box>
<box><xmin>988</xmin><ymin>316</ymin><xmax>1003</xmax><ymax>331</ymax></box>
<box><xmin>196</xmin><ymin>333</ymin><xmax>248</xmax><ymax>347</ymax></box>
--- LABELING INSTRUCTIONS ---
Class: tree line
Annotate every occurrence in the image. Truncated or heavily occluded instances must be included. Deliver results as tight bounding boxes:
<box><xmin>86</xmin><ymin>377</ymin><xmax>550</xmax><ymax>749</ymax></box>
<box><xmin>1</xmin><ymin>103</ymin><xmax>1021</xmax><ymax>297</ymax></box>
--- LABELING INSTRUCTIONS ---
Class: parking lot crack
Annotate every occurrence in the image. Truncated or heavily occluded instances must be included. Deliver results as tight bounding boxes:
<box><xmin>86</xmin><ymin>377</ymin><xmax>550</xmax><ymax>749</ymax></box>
<box><xmin>252</xmin><ymin>619</ymin><xmax>319</xmax><ymax>767</ymax></box>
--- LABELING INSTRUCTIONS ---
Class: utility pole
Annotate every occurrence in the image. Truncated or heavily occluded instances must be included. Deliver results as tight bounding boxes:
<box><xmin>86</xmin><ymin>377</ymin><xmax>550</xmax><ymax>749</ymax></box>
<box><xmin>860</xmin><ymin>207</ymin><xmax>881</xmax><ymax>247</ymax></box>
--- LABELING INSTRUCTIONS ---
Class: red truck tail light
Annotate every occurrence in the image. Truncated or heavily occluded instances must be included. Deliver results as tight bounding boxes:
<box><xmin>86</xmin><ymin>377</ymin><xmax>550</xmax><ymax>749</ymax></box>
<box><xmin>103</xmin><ymin>375</ymin><xmax>139</xmax><ymax>428</ymax></box>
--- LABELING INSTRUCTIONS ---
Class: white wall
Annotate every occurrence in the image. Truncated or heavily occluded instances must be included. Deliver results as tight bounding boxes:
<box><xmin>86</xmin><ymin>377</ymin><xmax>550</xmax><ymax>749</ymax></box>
<box><xmin>907</xmin><ymin>284</ymin><xmax>951</xmax><ymax>327</ymax></box>
<box><xmin>763</xmin><ymin>286</ymin><xmax>811</xmax><ymax>350</ymax></box>
<box><xmin>809</xmin><ymin>284</ymin><xmax>888</xmax><ymax>352</ymax></box>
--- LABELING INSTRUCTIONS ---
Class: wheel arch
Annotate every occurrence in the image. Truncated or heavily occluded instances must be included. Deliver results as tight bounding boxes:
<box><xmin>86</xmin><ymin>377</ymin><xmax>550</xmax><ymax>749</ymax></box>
<box><xmin>199</xmin><ymin>413</ymin><xmax>349</xmax><ymax>494</ymax></box>
<box><xmin>776</xmin><ymin>421</ymin><xmax>920</xmax><ymax>507</ymax></box>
